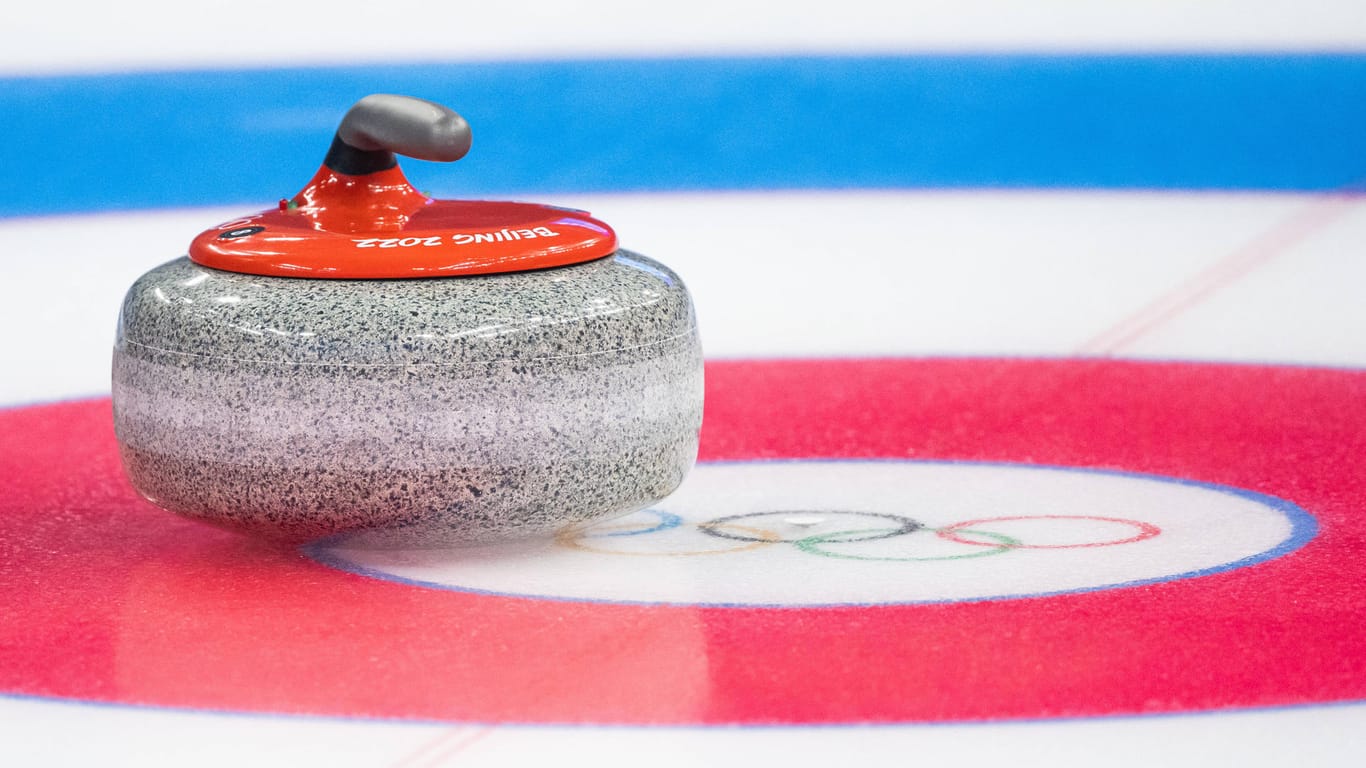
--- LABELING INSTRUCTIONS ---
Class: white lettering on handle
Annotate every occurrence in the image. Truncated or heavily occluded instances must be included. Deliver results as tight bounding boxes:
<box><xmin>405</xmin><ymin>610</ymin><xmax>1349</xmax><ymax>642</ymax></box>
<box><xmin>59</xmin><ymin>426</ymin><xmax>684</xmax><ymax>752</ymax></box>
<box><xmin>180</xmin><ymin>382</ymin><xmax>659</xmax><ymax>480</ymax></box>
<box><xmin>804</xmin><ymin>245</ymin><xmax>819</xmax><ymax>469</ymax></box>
<box><xmin>354</xmin><ymin>236</ymin><xmax>441</xmax><ymax>249</ymax></box>
<box><xmin>353</xmin><ymin>229</ymin><xmax>562</xmax><ymax>249</ymax></box>
<box><xmin>450</xmin><ymin>227</ymin><xmax>560</xmax><ymax>246</ymax></box>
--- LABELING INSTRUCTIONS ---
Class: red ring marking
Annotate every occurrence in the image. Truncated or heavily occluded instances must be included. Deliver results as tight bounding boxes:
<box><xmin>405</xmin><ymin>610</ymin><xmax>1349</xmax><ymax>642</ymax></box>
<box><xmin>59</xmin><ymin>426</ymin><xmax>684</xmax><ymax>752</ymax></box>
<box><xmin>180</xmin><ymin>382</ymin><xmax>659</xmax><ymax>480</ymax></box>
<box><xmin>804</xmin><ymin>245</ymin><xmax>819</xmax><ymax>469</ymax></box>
<box><xmin>936</xmin><ymin>514</ymin><xmax>1162</xmax><ymax>549</ymax></box>
<box><xmin>3</xmin><ymin>358</ymin><xmax>1364</xmax><ymax>724</ymax></box>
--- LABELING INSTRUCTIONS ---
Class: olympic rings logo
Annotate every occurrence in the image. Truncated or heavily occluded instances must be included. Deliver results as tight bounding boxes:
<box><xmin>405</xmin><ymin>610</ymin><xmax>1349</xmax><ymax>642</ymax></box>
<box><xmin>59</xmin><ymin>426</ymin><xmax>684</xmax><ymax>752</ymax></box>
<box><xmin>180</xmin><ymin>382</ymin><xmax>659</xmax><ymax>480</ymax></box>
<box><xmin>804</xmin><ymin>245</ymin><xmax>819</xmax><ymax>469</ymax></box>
<box><xmin>557</xmin><ymin>510</ymin><xmax>1162</xmax><ymax>561</ymax></box>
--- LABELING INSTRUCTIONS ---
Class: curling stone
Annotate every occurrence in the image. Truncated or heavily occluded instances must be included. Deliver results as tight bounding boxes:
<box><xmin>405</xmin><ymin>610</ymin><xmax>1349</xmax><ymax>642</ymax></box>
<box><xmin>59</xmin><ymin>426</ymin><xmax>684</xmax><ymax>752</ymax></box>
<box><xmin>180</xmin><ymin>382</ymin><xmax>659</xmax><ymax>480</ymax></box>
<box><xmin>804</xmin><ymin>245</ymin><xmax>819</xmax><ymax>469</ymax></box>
<box><xmin>112</xmin><ymin>94</ymin><xmax>703</xmax><ymax>548</ymax></box>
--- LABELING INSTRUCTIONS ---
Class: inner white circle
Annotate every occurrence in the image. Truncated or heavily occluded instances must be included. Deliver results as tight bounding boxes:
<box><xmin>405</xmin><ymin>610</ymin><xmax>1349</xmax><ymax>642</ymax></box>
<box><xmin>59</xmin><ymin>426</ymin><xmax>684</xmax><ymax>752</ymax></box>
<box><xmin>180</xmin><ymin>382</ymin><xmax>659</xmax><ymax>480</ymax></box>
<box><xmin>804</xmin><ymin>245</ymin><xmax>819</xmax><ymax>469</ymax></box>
<box><xmin>315</xmin><ymin>460</ymin><xmax>1311</xmax><ymax>606</ymax></box>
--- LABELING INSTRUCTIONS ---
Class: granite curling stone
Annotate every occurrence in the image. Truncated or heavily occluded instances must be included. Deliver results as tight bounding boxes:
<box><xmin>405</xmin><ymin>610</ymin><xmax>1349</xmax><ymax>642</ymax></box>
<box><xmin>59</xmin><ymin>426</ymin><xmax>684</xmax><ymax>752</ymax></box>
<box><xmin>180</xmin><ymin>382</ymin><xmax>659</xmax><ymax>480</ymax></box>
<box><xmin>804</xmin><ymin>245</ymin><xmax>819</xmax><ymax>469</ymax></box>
<box><xmin>111</xmin><ymin>94</ymin><xmax>703</xmax><ymax>548</ymax></box>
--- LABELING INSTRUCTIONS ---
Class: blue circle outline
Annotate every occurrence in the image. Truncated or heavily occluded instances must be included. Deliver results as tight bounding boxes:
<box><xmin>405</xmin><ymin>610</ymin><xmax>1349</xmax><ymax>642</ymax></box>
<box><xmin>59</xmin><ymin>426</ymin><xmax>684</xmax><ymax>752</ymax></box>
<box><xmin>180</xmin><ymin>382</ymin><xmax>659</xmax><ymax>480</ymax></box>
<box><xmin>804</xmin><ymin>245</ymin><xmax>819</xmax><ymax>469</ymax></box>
<box><xmin>3</xmin><ymin>686</ymin><xmax>1365</xmax><ymax>732</ymax></box>
<box><xmin>581</xmin><ymin>508</ymin><xmax>683</xmax><ymax>538</ymax></box>
<box><xmin>303</xmin><ymin>457</ymin><xmax>1320</xmax><ymax>609</ymax></box>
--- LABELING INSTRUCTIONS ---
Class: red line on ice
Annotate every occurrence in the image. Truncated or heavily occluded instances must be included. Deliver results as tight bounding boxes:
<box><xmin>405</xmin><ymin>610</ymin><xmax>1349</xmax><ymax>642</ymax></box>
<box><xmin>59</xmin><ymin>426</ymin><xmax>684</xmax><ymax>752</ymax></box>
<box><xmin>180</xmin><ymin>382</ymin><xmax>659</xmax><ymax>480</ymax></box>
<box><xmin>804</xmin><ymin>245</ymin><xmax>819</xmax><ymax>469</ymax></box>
<box><xmin>1078</xmin><ymin>193</ymin><xmax>1360</xmax><ymax>354</ymax></box>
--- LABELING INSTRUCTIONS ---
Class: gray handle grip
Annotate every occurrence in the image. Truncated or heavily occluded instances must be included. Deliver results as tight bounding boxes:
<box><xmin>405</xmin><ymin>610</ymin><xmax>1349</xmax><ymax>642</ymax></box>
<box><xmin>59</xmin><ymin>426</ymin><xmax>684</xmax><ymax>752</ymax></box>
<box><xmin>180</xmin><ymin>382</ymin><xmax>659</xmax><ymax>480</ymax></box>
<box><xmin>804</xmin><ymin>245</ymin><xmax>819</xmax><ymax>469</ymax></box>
<box><xmin>324</xmin><ymin>94</ymin><xmax>472</xmax><ymax>175</ymax></box>
<box><xmin>338</xmin><ymin>94</ymin><xmax>472</xmax><ymax>162</ymax></box>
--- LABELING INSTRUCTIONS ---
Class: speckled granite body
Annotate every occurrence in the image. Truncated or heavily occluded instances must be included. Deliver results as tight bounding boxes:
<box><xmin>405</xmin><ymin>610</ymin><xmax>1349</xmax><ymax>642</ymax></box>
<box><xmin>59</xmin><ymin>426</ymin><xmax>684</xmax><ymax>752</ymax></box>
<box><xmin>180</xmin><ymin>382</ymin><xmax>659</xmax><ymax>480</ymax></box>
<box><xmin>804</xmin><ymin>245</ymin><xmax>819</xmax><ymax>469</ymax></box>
<box><xmin>112</xmin><ymin>250</ymin><xmax>703</xmax><ymax>547</ymax></box>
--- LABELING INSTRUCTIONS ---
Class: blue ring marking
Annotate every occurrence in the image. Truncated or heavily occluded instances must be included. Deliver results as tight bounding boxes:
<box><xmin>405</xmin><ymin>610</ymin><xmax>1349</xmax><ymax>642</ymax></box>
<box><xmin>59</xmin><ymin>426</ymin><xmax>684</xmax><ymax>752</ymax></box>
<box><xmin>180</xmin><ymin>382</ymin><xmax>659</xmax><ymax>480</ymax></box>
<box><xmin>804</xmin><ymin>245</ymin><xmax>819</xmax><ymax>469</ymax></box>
<box><xmin>6</xmin><ymin>54</ymin><xmax>1366</xmax><ymax>218</ymax></box>
<box><xmin>304</xmin><ymin>457</ymin><xmax>1320</xmax><ymax>609</ymax></box>
<box><xmin>5</xmin><ymin>687</ymin><xmax>1366</xmax><ymax>729</ymax></box>
<box><xmin>581</xmin><ymin>508</ymin><xmax>683</xmax><ymax>538</ymax></box>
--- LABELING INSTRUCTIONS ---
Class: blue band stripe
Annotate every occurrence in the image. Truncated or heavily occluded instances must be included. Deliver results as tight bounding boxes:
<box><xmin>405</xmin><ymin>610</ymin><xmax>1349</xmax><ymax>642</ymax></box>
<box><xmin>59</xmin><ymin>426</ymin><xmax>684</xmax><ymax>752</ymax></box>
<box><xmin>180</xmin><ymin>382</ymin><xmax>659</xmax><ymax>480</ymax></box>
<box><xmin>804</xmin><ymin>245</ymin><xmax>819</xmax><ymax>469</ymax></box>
<box><xmin>5</xmin><ymin>54</ymin><xmax>1366</xmax><ymax>216</ymax></box>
